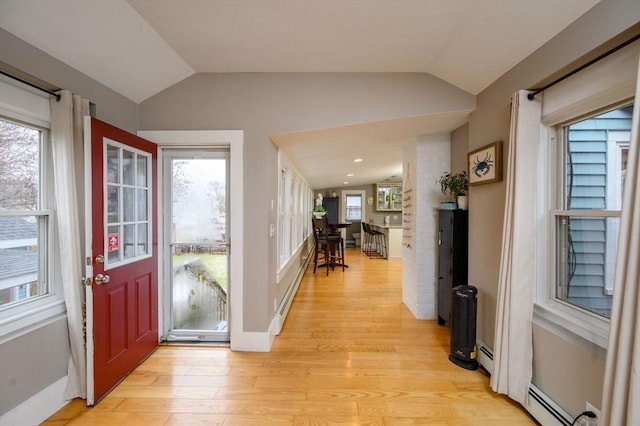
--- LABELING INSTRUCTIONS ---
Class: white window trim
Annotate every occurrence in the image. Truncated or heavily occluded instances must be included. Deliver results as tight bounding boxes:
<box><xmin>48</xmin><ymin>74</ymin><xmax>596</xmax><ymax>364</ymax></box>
<box><xmin>0</xmin><ymin>79</ymin><xmax>65</xmax><ymax>341</ymax></box>
<box><xmin>535</xmin><ymin>121</ymin><xmax>635</xmax><ymax>346</ymax></box>
<box><xmin>604</xmin><ymin>131</ymin><xmax>630</xmax><ymax>295</ymax></box>
<box><xmin>532</xmin><ymin>40</ymin><xmax>640</xmax><ymax>349</ymax></box>
<box><xmin>341</xmin><ymin>190</ymin><xmax>366</xmax><ymax>223</ymax></box>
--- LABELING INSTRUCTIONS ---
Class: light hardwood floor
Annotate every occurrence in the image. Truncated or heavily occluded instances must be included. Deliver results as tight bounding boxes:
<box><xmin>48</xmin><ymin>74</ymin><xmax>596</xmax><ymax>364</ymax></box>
<box><xmin>42</xmin><ymin>248</ymin><xmax>536</xmax><ymax>425</ymax></box>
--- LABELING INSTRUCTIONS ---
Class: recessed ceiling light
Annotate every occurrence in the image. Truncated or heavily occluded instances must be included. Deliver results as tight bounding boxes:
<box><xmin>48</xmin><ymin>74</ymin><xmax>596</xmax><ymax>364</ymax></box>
<box><xmin>353</xmin><ymin>158</ymin><xmax>363</xmax><ymax>163</ymax></box>
<box><xmin>346</xmin><ymin>173</ymin><xmax>354</xmax><ymax>177</ymax></box>
<box><xmin>343</xmin><ymin>181</ymin><xmax>349</xmax><ymax>185</ymax></box>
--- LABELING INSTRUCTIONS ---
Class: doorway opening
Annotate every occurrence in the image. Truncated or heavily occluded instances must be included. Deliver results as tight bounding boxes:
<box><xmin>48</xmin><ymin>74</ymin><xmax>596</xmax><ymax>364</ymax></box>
<box><xmin>163</xmin><ymin>149</ymin><xmax>230</xmax><ymax>342</ymax></box>
<box><xmin>341</xmin><ymin>189</ymin><xmax>366</xmax><ymax>248</ymax></box>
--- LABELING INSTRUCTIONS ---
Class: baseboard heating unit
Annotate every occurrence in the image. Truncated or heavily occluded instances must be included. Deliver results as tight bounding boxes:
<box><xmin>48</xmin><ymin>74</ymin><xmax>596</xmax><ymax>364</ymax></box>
<box><xmin>272</xmin><ymin>253</ymin><xmax>311</xmax><ymax>335</ymax></box>
<box><xmin>477</xmin><ymin>343</ymin><xmax>574</xmax><ymax>426</ymax></box>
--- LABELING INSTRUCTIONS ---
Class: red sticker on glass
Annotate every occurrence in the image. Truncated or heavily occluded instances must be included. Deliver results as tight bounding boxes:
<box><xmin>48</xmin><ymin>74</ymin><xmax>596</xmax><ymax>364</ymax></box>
<box><xmin>107</xmin><ymin>233</ymin><xmax>119</xmax><ymax>251</ymax></box>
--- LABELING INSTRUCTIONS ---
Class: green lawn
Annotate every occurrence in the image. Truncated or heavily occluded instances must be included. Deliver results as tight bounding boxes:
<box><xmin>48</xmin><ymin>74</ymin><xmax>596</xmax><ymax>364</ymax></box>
<box><xmin>173</xmin><ymin>253</ymin><xmax>228</xmax><ymax>289</ymax></box>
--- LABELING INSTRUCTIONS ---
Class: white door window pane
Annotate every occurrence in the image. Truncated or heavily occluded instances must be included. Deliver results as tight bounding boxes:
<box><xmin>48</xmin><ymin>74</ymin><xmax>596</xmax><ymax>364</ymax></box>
<box><xmin>137</xmin><ymin>224</ymin><xmax>148</xmax><ymax>255</ymax></box>
<box><xmin>122</xmin><ymin>149</ymin><xmax>135</xmax><ymax>185</ymax></box>
<box><xmin>137</xmin><ymin>189</ymin><xmax>148</xmax><ymax>221</ymax></box>
<box><xmin>123</xmin><ymin>187</ymin><xmax>135</xmax><ymax>222</ymax></box>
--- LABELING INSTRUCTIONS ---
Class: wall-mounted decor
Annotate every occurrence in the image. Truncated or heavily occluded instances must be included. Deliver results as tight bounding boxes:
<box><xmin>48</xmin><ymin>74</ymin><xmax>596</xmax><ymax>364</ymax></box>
<box><xmin>468</xmin><ymin>141</ymin><xmax>503</xmax><ymax>185</ymax></box>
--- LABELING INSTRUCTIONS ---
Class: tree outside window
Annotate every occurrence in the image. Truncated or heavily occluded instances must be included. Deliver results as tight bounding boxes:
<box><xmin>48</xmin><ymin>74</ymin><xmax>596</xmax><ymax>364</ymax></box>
<box><xmin>0</xmin><ymin>118</ymin><xmax>48</xmax><ymax>307</ymax></box>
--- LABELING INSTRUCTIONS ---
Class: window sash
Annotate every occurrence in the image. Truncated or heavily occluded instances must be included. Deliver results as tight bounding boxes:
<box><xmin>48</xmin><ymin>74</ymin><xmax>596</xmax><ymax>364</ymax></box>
<box><xmin>345</xmin><ymin>194</ymin><xmax>362</xmax><ymax>221</ymax></box>
<box><xmin>0</xmin><ymin>116</ymin><xmax>51</xmax><ymax>310</ymax></box>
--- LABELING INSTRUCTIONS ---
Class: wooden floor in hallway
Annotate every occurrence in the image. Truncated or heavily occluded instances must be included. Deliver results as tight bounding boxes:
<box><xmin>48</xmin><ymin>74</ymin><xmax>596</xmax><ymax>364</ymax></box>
<box><xmin>42</xmin><ymin>247</ymin><xmax>536</xmax><ymax>425</ymax></box>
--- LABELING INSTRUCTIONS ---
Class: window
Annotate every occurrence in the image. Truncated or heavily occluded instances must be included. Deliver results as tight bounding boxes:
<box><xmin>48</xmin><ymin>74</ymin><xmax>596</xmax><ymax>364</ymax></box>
<box><xmin>533</xmin><ymin>41</ymin><xmax>639</xmax><ymax>349</ymax></box>
<box><xmin>345</xmin><ymin>194</ymin><xmax>362</xmax><ymax>221</ymax></box>
<box><xmin>0</xmin><ymin>118</ymin><xmax>50</xmax><ymax>307</ymax></box>
<box><xmin>104</xmin><ymin>141</ymin><xmax>152</xmax><ymax>267</ymax></box>
<box><xmin>277</xmin><ymin>152</ymin><xmax>313</xmax><ymax>274</ymax></box>
<box><xmin>554</xmin><ymin>105</ymin><xmax>632</xmax><ymax>319</ymax></box>
<box><xmin>0</xmin><ymin>75</ymin><xmax>64</xmax><ymax>339</ymax></box>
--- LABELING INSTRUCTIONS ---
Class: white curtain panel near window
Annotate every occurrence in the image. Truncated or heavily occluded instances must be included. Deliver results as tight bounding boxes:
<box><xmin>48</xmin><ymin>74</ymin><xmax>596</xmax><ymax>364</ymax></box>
<box><xmin>491</xmin><ymin>89</ymin><xmax>542</xmax><ymax>405</ymax></box>
<box><xmin>51</xmin><ymin>90</ymin><xmax>90</xmax><ymax>400</ymax></box>
<box><xmin>601</xmin><ymin>54</ymin><xmax>640</xmax><ymax>426</ymax></box>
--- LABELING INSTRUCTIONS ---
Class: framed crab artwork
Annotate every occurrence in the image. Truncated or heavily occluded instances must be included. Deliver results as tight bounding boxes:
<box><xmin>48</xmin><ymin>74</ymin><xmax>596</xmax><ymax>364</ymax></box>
<box><xmin>468</xmin><ymin>141</ymin><xmax>503</xmax><ymax>185</ymax></box>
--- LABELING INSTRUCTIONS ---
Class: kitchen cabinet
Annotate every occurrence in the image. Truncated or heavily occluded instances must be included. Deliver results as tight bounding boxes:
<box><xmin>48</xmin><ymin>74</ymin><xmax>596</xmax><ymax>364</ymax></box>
<box><xmin>376</xmin><ymin>183</ymin><xmax>402</xmax><ymax>211</ymax></box>
<box><xmin>437</xmin><ymin>209</ymin><xmax>468</xmax><ymax>326</ymax></box>
<box><xmin>322</xmin><ymin>197</ymin><xmax>339</xmax><ymax>224</ymax></box>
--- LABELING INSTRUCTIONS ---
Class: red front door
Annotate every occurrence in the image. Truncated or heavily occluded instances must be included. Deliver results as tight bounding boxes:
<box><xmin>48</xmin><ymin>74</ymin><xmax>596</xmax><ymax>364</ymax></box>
<box><xmin>85</xmin><ymin>117</ymin><xmax>158</xmax><ymax>404</ymax></box>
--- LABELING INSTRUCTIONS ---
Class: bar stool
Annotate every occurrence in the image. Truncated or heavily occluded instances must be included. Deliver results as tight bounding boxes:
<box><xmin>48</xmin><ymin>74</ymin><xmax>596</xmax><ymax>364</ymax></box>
<box><xmin>312</xmin><ymin>216</ymin><xmax>344</xmax><ymax>274</ymax></box>
<box><xmin>370</xmin><ymin>224</ymin><xmax>387</xmax><ymax>258</ymax></box>
<box><xmin>361</xmin><ymin>222</ymin><xmax>375</xmax><ymax>256</ymax></box>
<box><xmin>363</xmin><ymin>223</ymin><xmax>386</xmax><ymax>258</ymax></box>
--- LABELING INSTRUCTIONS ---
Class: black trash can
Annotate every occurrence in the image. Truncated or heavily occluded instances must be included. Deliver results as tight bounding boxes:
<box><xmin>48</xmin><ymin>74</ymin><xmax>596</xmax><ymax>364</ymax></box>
<box><xmin>448</xmin><ymin>285</ymin><xmax>479</xmax><ymax>370</ymax></box>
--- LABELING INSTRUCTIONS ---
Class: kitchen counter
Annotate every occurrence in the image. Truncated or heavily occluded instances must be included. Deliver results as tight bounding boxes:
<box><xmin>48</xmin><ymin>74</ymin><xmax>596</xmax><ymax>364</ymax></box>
<box><xmin>370</xmin><ymin>223</ymin><xmax>402</xmax><ymax>229</ymax></box>
<box><xmin>369</xmin><ymin>223</ymin><xmax>402</xmax><ymax>260</ymax></box>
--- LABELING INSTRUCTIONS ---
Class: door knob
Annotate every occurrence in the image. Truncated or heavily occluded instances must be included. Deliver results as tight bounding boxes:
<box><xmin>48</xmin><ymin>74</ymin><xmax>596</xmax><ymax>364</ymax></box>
<box><xmin>95</xmin><ymin>274</ymin><xmax>110</xmax><ymax>285</ymax></box>
<box><xmin>95</xmin><ymin>254</ymin><xmax>105</xmax><ymax>264</ymax></box>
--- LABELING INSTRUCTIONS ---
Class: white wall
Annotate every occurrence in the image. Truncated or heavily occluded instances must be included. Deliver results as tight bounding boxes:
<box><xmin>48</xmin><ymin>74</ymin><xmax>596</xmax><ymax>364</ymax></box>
<box><xmin>402</xmin><ymin>134</ymin><xmax>450</xmax><ymax>319</ymax></box>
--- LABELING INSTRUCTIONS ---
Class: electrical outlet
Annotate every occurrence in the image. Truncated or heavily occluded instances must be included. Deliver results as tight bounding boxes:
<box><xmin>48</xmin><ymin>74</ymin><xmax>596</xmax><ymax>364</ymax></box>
<box><xmin>585</xmin><ymin>402</ymin><xmax>600</xmax><ymax>425</ymax></box>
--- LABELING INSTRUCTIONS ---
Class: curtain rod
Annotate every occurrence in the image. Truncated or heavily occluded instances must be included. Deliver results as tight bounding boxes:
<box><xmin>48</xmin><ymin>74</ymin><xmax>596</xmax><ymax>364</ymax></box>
<box><xmin>0</xmin><ymin>69</ymin><xmax>61</xmax><ymax>101</ymax></box>
<box><xmin>527</xmin><ymin>32</ymin><xmax>640</xmax><ymax>101</ymax></box>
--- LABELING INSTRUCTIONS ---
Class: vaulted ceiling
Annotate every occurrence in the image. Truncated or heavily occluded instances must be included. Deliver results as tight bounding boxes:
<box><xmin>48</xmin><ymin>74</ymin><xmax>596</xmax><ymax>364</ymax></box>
<box><xmin>0</xmin><ymin>0</ymin><xmax>600</xmax><ymax>188</ymax></box>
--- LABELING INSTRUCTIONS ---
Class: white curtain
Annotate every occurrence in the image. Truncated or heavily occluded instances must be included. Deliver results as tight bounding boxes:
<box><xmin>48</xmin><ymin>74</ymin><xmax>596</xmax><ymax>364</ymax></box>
<box><xmin>601</xmin><ymin>56</ymin><xmax>640</xmax><ymax>426</ymax></box>
<box><xmin>491</xmin><ymin>90</ymin><xmax>542</xmax><ymax>404</ymax></box>
<box><xmin>50</xmin><ymin>90</ymin><xmax>89</xmax><ymax>400</ymax></box>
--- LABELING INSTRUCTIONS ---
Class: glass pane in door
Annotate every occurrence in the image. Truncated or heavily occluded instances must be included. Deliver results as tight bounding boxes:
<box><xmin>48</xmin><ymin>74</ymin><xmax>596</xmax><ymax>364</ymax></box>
<box><xmin>103</xmin><ymin>142</ymin><xmax>151</xmax><ymax>268</ymax></box>
<box><xmin>169</xmin><ymin>157</ymin><xmax>228</xmax><ymax>337</ymax></box>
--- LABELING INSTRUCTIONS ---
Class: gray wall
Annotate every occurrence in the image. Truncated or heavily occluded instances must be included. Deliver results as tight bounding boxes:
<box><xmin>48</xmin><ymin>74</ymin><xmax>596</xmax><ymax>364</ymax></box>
<box><xmin>138</xmin><ymin>73</ymin><xmax>475</xmax><ymax>332</ymax></box>
<box><xmin>461</xmin><ymin>0</ymin><xmax>638</xmax><ymax>416</ymax></box>
<box><xmin>451</xmin><ymin>123</ymin><xmax>469</xmax><ymax>178</ymax></box>
<box><xmin>0</xmin><ymin>319</ymin><xmax>69</xmax><ymax>416</ymax></box>
<box><xmin>0</xmin><ymin>29</ymin><xmax>138</xmax><ymax>133</ymax></box>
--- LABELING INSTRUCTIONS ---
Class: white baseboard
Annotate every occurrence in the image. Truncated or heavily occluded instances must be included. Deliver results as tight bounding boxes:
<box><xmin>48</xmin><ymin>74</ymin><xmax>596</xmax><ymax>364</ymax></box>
<box><xmin>0</xmin><ymin>376</ymin><xmax>68</xmax><ymax>426</ymax></box>
<box><xmin>477</xmin><ymin>342</ymin><xmax>573</xmax><ymax>426</ymax></box>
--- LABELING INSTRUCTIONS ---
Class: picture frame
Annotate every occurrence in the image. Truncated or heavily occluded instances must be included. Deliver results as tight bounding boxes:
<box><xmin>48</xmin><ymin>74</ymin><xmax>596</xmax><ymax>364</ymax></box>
<box><xmin>468</xmin><ymin>141</ymin><xmax>503</xmax><ymax>185</ymax></box>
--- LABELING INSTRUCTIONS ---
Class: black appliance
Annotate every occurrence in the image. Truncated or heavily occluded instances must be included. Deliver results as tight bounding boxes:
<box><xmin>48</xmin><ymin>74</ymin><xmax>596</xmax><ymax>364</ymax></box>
<box><xmin>437</xmin><ymin>209</ymin><xmax>468</xmax><ymax>325</ymax></box>
<box><xmin>449</xmin><ymin>284</ymin><xmax>478</xmax><ymax>370</ymax></box>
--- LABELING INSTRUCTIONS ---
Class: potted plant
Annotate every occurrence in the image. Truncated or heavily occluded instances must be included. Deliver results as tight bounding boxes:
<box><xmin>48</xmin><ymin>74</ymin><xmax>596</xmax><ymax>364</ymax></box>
<box><xmin>438</xmin><ymin>171</ymin><xmax>468</xmax><ymax>210</ymax></box>
<box><xmin>313</xmin><ymin>193</ymin><xmax>326</xmax><ymax>218</ymax></box>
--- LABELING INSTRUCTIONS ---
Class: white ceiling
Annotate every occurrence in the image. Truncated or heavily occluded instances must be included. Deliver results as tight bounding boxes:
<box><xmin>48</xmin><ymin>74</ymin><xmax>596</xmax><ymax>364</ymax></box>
<box><xmin>0</xmin><ymin>0</ymin><xmax>599</xmax><ymax>188</ymax></box>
